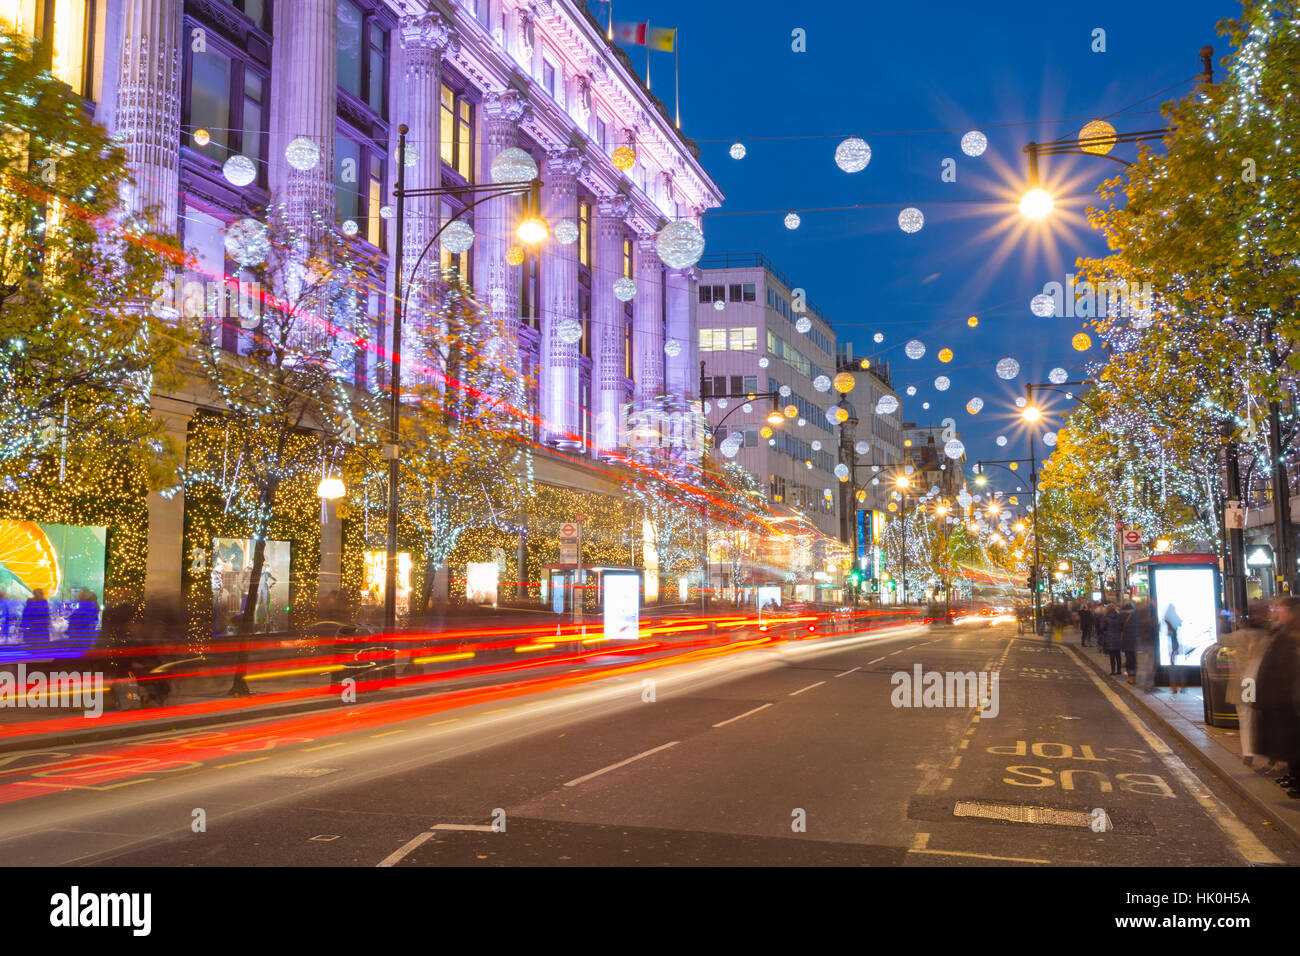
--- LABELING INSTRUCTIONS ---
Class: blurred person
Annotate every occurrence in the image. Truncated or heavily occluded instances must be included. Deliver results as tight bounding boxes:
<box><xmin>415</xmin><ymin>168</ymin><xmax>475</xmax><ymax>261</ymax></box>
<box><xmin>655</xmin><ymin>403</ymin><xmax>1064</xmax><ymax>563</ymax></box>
<box><xmin>1101</xmin><ymin>603</ymin><xmax>1124</xmax><ymax>675</ymax></box>
<box><xmin>1119</xmin><ymin>601</ymin><xmax>1138</xmax><ymax>682</ymax></box>
<box><xmin>20</xmin><ymin>588</ymin><xmax>51</xmax><ymax>643</ymax></box>
<box><xmin>1256</xmin><ymin>597</ymin><xmax>1300</xmax><ymax>795</ymax></box>
<box><xmin>1227</xmin><ymin>602</ymin><xmax>1271</xmax><ymax>768</ymax></box>
<box><xmin>1080</xmin><ymin>602</ymin><xmax>1095</xmax><ymax>647</ymax></box>
<box><xmin>65</xmin><ymin>589</ymin><xmax>101</xmax><ymax>646</ymax></box>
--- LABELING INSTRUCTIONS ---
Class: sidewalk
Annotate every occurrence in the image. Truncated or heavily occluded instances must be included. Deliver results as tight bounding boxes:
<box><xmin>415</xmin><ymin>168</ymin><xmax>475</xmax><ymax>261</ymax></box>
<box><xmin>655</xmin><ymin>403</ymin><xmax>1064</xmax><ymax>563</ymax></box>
<box><xmin>1037</xmin><ymin>628</ymin><xmax>1300</xmax><ymax>854</ymax></box>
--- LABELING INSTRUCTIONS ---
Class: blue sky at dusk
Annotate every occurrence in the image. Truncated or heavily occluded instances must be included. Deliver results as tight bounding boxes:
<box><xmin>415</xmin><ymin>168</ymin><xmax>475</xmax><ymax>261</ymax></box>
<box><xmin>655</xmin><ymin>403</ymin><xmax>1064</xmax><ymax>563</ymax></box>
<box><xmin>602</xmin><ymin>0</ymin><xmax>1236</xmax><ymax>486</ymax></box>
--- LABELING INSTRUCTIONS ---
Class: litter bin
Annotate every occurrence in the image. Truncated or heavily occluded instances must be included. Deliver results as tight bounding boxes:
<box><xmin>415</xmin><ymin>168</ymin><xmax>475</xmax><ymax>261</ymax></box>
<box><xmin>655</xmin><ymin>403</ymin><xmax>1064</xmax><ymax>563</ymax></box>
<box><xmin>1200</xmin><ymin>643</ymin><xmax>1238</xmax><ymax>728</ymax></box>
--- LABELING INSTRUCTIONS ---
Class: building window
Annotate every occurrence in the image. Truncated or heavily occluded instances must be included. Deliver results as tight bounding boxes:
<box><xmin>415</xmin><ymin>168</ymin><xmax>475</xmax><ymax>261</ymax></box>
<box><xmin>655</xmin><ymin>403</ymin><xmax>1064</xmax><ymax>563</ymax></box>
<box><xmin>474</xmin><ymin>0</ymin><xmax>490</xmax><ymax>28</ymax></box>
<box><xmin>520</xmin><ymin>247</ymin><xmax>540</xmax><ymax>329</ymax></box>
<box><xmin>743</xmin><ymin>375</ymin><xmax>757</xmax><ymax>393</ymax></box>
<box><xmin>542</xmin><ymin>59</ymin><xmax>556</xmax><ymax>97</ymax></box>
<box><xmin>579</xmin><ymin>287</ymin><xmax>591</xmax><ymax>357</ymax></box>
<box><xmin>578</xmin><ymin>201</ymin><xmax>591</xmax><ymax>268</ymax></box>
<box><xmin>729</xmin><ymin>284</ymin><xmax>742</xmax><ymax>302</ymax></box>
<box><xmin>335</xmin><ymin>2</ymin><xmax>389</xmax><ymax>116</ymax></box>
<box><xmin>184</xmin><ymin>40</ymin><xmax>269</xmax><ymax>186</ymax></box>
<box><xmin>698</xmin><ymin>328</ymin><xmax>726</xmax><ymax>352</ymax></box>
<box><xmin>334</xmin><ymin>129</ymin><xmax>386</xmax><ymax>249</ymax></box>
<box><xmin>625</xmin><ymin>318</ymin><xmax>633</xmax><ymax>379</ymax></box>
<box><xmin>744</xmin><ymin>429</ymin><xmax>758</xmax><ymax>447</ymax></box>
<box><xmin>728</xmin><ymin>327</ymin><xmax>757</xmax><ymax>351</ymax></box>
<box><xmin>623</xmin><ymin>238</ymin><xmax>633</xmax><ymax>279</ymax></box>
<box><xmin>742</xmin><ymin>283</ymin><xmax>756</xmax><ymax>302</ymax></box>
<box><xmin>440</xmin><ymin>84</ymin><xmax>474</xmax><ymax>182</ymax></box>
<box><xmin>596</xmin><ymin>118</ymin><xmax>607</xmax><ymax>152</ymax></box>
<box><xmin>2</xmin><ymin>0</ymin><xmax>96</xmax><ymax>97</ymax></box>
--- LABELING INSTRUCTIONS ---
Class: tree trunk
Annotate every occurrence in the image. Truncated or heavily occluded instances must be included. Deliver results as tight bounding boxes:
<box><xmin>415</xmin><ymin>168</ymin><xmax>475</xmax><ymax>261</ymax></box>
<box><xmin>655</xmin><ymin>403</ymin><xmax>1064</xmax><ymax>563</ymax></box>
<box><xmin>229</xmin><ymin>492</ymin><xmax>274</xmax><ymax>695</ymax></box>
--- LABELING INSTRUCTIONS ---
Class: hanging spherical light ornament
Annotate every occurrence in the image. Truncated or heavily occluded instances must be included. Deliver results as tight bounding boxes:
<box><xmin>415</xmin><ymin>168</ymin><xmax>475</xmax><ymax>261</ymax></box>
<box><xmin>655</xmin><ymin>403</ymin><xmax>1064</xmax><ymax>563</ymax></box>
<box><xmin>960</xmin><ymin>130</ymin><xmax>987</xmax><ymax>157</ymax></box>
<box><xmin>664</xmin><ymin>339</ymin><xmax>682</xmax><ymax>357</ymax></box>
<box><xmin>557</xmin><ymin>318</ymin><xmax>583</xmax><ymax>344</ymax></box>
<box><xmin>285</xmin><ymin>136</ymin><xmax>321</xmax><ymax>171</ymax></box>
<box><xmin>712</xmin><ymin>299</ymin><xmax>725</xmax><ymax>311</ymax></box>
<box><xmin>1030</xmin><ymin>293</ymin><xmax>1057</xmax><ymax>317</ymax></box>
<box><xmin>938</xmin><ymin>348</ymin><xmax>953</xmax><ymax>363</ymax></box>
<box><xmin>904</xmin><ymin>339</ymin><xmax>925</xmax><ymax>359</ymax></box>
<box><xmin>552</xmin><ymin>220</ymin><xmax>580</xmax><ymax>245</ymax></box>
<box><xmin>833</xmin><ymin>372</ymin><xmax>855</xmax><ymax>393</ymax></box>
<box><xmin>222</xmin><ymin>154</ymin><xmax>257</xmax><ymax>187</ymax></box>
<box><xmin>797</xmin><ymin>417</ymin><xmax>806</xmax><ymax>427</ymax></box>
<box><xmin>906</xmin><ymin>385</ymin><xmax>917</xmax><ymax>396</ymax></box>
<box><xmin>760</xmin><ymin>426</ymin><xmax>773</xmax><ymax>439</ymax></box>
<box><xmin>835</xmin><ymin>137</ymin><xmax>871</xmax><ymax>172</ymax></box>
<box><xmin>996</xmin><ymin>357</ymin><xmax>1021</xmax><ymax>379</ymax></box>
<box><xmin>717</xmin><ymin>398</ymin><xmax>729</xmax><ymax>409</ymax></box>
<box><xmin>402</xmin><ymin>143</ymin><xmax>419</xmax><ymax>167</ymax></box>
<box><xmin>1049</xmin><ymin>367</ymin><xmax>1068</xmax><ymax>384</ymax></box>
<box><xmin>612</xmin><ymin>145</ymin><xmax>636</xmax><ymax>170</ymax></box>
<box><xmin>441</xmin><ymin>220</ymin><xmax>475</xmax><ymax>254</ymax></box>
<box><xmin>491</xmin><ymin>146</ymin><xmax>538</xmax><ymax>183</ymax></box>
<box><xmin>729</xmin><ymin>142</ymin><xmax>746</xmax><ymax>160</ymax></box>
<box><xmin>833</xmin><ymin>406</ymin><xmax>849</xmax><ymax>423</ymax></box>
<box><xmin>193</xmin><ymin>128</ymin><xmax>211</xmax><ymax>146</ymax></box>
<box><xmin>922</xmin><ymin>401</ymin><xmax>931</xmax><ymax>410</ymax></box>
<box><xmin>783</xmin><ymin>404</ymin><xmax>797</xmax><ymax>419</ymax></box>
<box><xmin>721</xmin><ymin>438</ymin><xmax>740</xmax><ymax>458</ymax></box>
<box><xmin>944</xmin><ymin>438</ymin><xmax>966</xmax><ymax>459</ymax></box>
<box><xmin>1043</xmin><ymin>431</ymin><xmax>1058</xmax><ymax>447</ymax></box>
<box><xmin>341</xmin><ymin>219</ymin><xmax>359</xmax><ymax>236</ymax></box>
<box><xmin>655</xmin><ymin>219</ymin><xmax>705</xmax><ymax>268</ymax></box>
<box><xmin>379</xmin><ymin>205</ymin><xmax>394</xmax><ymax>220</ymax></box>
<box><xmin>613</xmin><ymin>277</ymin><xmax>637</xmax><ymax>302</ymax></box>
<box><xmin>758</xmin><ymin>356</ymin><xmax>770</xmax><ymax>368</ymax></box>
<box><xmin>743</xmin><ymin>403</ymin><xmax>754</xmax><ymax>413</ymax></box>
<box><xmin>784</xmin><ymin>212</ymin><xmax>801</xmax><ymax>230</ymax></box>
<box><xmin>898</xmin><ymin>207</ymin><xmax>925</xmax><ymax>233</ymax></box>
<box><xmin>934</xmin><ymin>375</ymin><xmax>950</xmax><ymax>391</ymax></box>
<box><xmin>811</xmin><ymin>440</ymin><xmax>822</xmax><ymax>451</ymax></box>
<box><xmin>835</xmin><ymin>463</ymin><xmax>851</xmax><ymax>481</ymax></box>
<box><xmin>873</xmin><ymin>332</ymin><xmax>884</xmax><ymax>343</ymax></box>
<box><xmin>967</xmin><ymin>315</ymin><xmax>979</xmax><ymax>328</ymax></box>
<box><xmin>996</xmin><ymin>435</ymin><xmax>1008</xmax><ymax>447</ymax></box>
<box><xmin>795</xmin><ymin>316</ymin><xmax>812</xmax><ymax>334</ymax></box>
<box><xmin>813</xmin><ymin>374</ymin><xmax>832</xmax><ymax>393</ymax></box>
<box><xmin>779</xmin><ymin>385</ymin><xmax>792</xmax><ymax>397</ymax></box>
<box><xmin>1014</xmin><ymin>396</ymin><xmax>1027</xmax><ymax>408</ymax></box>
<box><xmin>224</xmin><ymin>218</ymin><xmax>271</xmax><ymax>267</ymax></box>
<box><xmin>506</xmin><ymin>245</ymin><xmax>526</xmax><ymax>266</ymax></box>
<box><xmin>1079</xmin><ymin>119</ymin><xmax>1117</xmax><ymax>155</ymax></box>
<box><xmin>855</xmin><ymin>440</ymin><xmax>870</xmax><ymax>455</ymax></box>
<box><xmin>967</xmin><ymin>397</ymin><xmax>984</xmax><ymax>414</ymax></box>
<box><xmin>875</xmin><ymin>395</ymin><xmax>899</xmax><ymax>415</ymax></box>
<box><xmin>1072</xmin><ymin>332</ymin><xmax>1092</xmax><ymax>351</ymax></box>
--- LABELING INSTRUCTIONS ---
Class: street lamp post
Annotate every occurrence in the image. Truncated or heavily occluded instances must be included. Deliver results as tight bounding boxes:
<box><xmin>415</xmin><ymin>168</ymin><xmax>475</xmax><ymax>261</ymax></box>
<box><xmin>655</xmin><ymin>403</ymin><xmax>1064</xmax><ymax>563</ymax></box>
<box><xmin>384</xmin><ymin>125</ymin><xmax>546</xmax><ymax>634</ymax></box>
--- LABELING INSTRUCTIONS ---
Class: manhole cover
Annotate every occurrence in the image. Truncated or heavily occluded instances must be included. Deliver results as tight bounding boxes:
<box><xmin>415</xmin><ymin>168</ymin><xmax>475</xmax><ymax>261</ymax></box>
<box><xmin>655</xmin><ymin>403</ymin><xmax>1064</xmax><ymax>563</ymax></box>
<box><xmin>954</xmin><ymin>801</ymin><xmax>1094</xmax><ymax>828</ymax></box>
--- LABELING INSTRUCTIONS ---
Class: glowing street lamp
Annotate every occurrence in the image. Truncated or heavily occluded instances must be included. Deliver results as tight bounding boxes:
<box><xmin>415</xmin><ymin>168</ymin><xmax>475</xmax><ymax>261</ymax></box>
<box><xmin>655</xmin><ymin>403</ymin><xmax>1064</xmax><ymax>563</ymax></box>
<box><xmin>1022</xmin><ymin>405</ymin><xmax>1042</xmax><ymax>423</ymax></box>
<box><xmin>1018</xmin><ymin>187</ymin><xmax>1054</xmax><ymax>220</ymax></box>
<box><xmin>766</xmin><ymin>409</ymin><xmax>785</xmax><ymax>427</ymax></box>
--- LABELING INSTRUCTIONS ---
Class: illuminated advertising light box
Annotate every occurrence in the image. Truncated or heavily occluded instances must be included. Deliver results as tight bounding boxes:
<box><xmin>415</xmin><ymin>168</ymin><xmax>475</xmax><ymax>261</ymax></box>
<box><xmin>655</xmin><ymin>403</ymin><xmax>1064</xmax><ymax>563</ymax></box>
<box><xmin>465</xmin><ymin>562</ymin><xmax>499</xmax><ymax>606</ymax></box>
<box><xmin>362</xmin><ymin>551</ymin><xmax>411</xmax><ymax>617</ymax></box>
<box><xmin>0</xmin><ymin>521</ymin><xmax>106</xmax><ymax>659</ymax></box>
<box><xmin>603</xmin><ymin>572</ymin><xmax>640</xmax><ymax>641</ymax></box>
<box><xmin>212</xmin><ymin>537</ymin><xmax>291</xmax><ymax>635</ymax></box>
<box><xmin>1151</xmin><ymin>564</ymin><xmax>1218</xmax><ymax>668</ymax></box>
<box><xmin>758</xmin><ymin>585</ymin><xmax>782</xmax><ymax>609</ymax></box>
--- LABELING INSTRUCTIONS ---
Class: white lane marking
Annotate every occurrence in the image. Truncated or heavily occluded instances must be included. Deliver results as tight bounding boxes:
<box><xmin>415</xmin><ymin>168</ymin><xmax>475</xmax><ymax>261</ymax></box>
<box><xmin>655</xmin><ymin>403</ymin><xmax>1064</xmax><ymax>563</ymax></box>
<box><xmin>909</xmin><ymin>846</ymin><xmax>1050</xmax><ymax>864</ymax></box>
<box><xmin>1062</xmin><ymin>645</ymin><xmax>1282</xmax><ymax>865</ymax></box>
<box><xmin>789</xmin><ymin>681</ymin><xmax>826</xmax><ymax>696</ymax></box>
<box><xmin>376</xmin><ymin>830</ymin><xmax>435</xmax><ymax>867</ymax></box>
<box><xmin>563</xmin><ymin>741</ymin><xmax>679</xmax><ymax>788</ymax></box>
<box><xmin>834</xmin><ymin>666</ymin><xmax>861</xmax><ymax>678</ymax></box>
<box><xmin>712</xmin><ymin>703</ymin><xmax>773</xmax><ymax>728</ymax></box>
<box><xmin>302</xmin><ymin>742</ymin><xmax>346</xmax><ymax>752</ymax></box>
<box><xmin>866</xmin><ymin>657</ymin><xmax>887</xmax><ymax>665</ymax></box>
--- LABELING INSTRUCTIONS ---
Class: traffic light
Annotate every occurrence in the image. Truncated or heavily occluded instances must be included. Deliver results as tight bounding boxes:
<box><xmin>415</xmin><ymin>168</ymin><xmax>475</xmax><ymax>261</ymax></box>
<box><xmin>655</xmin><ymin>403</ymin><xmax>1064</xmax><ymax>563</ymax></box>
<box><xmin>1027</xmin><ymin>568</ymin><xmax>1038</xmax><ymax>592</ymax></box>
<box><xmin>848</xmin><ymin>570</ymin><xmax>862</xmax><ymax>586</ymax></box>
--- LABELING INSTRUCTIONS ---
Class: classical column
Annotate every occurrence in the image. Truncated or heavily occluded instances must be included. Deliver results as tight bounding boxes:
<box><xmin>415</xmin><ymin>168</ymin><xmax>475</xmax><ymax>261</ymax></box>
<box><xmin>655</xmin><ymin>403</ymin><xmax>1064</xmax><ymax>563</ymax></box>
<box><xmin>273</xmin><ymin>0</ymin><xmax>336</xmax><ymax>229</ymax></box>
<box><xmin>115</xmin><ymin>0</ymin><xmax>181</xmax><ymax>229</ymax></box>
<box><xmin>144</xmin><ymin>398</ymin><xmax>193</xmax><ymax>602</ymax></box>
<box><xmin>634</xmin><ymin>236</ymin><xmax>665</xmax><ymax>409</ymax></box>
<box><xmin>541</xmin><ymin>148</ymin><xmax>586</xmax><ymax>448</ymax></box>
<box><xmin>399</xmin><ymin>12</ymin><xmax>457</xmax><ymax>385</ymax></box>
<box><xmin>663</xmin><ymin>266</ymin><xmax>696</xmax><ymax>400</ymax></box>
<box><xmin>593</xmin><ymin>195</ymin><xmax>631</xmax><ymax>456</ymax></box>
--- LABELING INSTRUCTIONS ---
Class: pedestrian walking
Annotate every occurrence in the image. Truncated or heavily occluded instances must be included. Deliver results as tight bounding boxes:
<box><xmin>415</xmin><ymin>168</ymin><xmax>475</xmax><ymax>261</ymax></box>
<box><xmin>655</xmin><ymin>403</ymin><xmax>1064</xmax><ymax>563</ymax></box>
<box><xmin>1255</xmin><ymin>597</ymin><xmax>1300</xmax><ymax>795</ymax></box>
<box><xmin>65</xmin><ymin>589</ymin><xmax>100</xmax><ymax>647</ymax></box>
<box><xmin>1130</xmin><ymin>600</ymin><xmax>1158</xmax><ymax>690</ymax></box>
<box><xmin>1119</xmin><ymin>601</ymin><xmax>1139</xmax><ymax>682</ymax></box>
<box><xmin>1101</xmin><ymin>603</ymin><xmax>1123</xmax><ymax>675</ymax></box>
<box><xmin>1164</xmin><ymin>601</ymin><xmax>1186</xmax><ymax>692</ymax></box>
<box><xmin>1080</xmin><ymin>603</ymin><xmax>1095</xmax><ymax>646</ymax></box>
<box><xmin>1226</xmin><ymin>602</ymin><xmax>1271</xmax><ymax>767</ymax></box>
<box><xmin>20</xmin><ymin>588</ymin><xmax>51</xmax><ymax>643</ymax></box>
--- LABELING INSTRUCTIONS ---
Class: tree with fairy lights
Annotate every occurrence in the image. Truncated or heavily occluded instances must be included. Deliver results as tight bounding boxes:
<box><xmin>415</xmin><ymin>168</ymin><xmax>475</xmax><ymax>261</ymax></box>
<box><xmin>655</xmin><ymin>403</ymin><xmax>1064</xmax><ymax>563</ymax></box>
<box><xmin>708</xmin><ymin>460</ymin><xmax>768</xmax><ymax>605</ymax></box>
<box><xmin>184</xmin><ymin>202</ymin><xmax>382</xmax><ymax>694</ymax></box>
<box><xmin>0</xmin><ymin>25</ymin><xmax>184</xmax><ymax>493</ymax></box>
<box><xmin>1066</xmin><ymin>0</ymin><xmax>1300</xmax><ymax>563</ymax></box>
<box><xmin>626</xmin><ymin>437</ymin><xmax>712</xmax><ymax>604</ymax></box>
<box><xmin>345</xmin><ymin>271</ymin><xmax>532</xmax><ymax>613</ymax></box>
